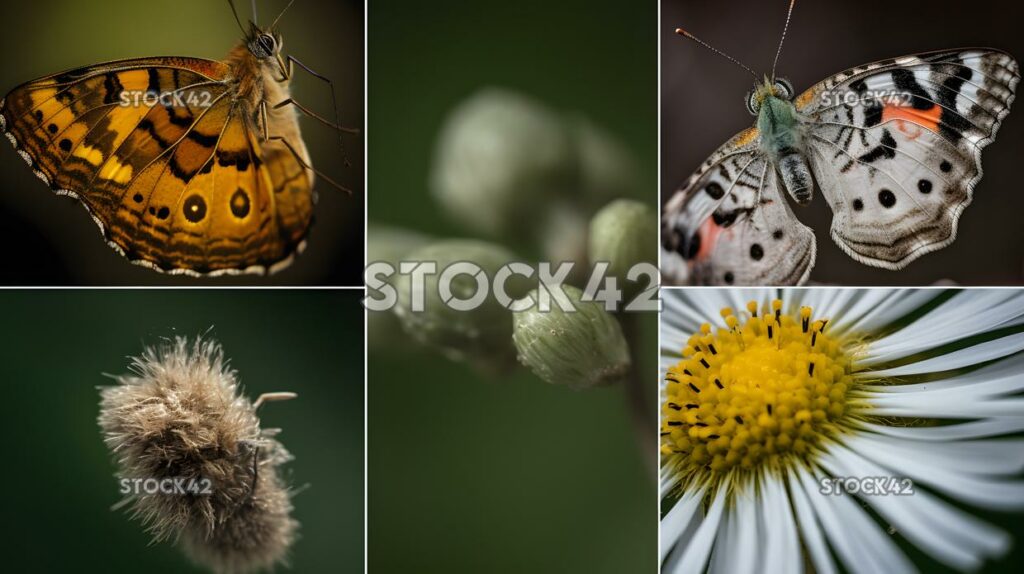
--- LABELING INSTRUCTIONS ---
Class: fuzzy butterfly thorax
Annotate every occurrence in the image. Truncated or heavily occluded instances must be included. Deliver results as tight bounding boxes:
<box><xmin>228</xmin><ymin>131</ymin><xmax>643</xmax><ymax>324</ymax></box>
<box><xmin>748</xmin><ymin>77</ymin><xmax>815</xmax><ymax>205</ymax></box>
<box><xmin>0</xmin><ymin>23</ymin><xmax>325</xmax><ymax>276</ymax></box>
<box><xmin>224</xmin><ymin>36</ymin><xmax>314</xmax><ymax>185</ymax></box>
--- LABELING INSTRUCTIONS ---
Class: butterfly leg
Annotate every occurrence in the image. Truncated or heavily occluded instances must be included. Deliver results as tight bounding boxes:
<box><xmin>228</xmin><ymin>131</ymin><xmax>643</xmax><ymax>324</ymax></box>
<box><xmin>277</xmin><ymin>54</ymin><xmax>356</xmax><ymax>165</ymax></box>
<box><xmin>273</xmin><ymin>98</ymin><xmax>359</xmax><ymax>135</ymax></box>
<box><xmin>260</xmin><ymin>100</ymin><xmax>352</xmax><ymax>194</ymax></box>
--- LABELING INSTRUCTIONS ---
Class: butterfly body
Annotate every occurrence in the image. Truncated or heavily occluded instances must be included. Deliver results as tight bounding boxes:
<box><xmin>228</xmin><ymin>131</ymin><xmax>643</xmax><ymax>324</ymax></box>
<box><xmin>0</xmin><ymin>22</ymin><xmax>321</xmax><ymax>276</ymax></box>
<box><xmin>752</xmin><ymin>80</ymin><xmax>815</xmax><ymax>204</ymax></box>
<box><xmin>663</xmin><ymin>49</ymin><xmax>1020</xmax><ymax>285</ymax></box>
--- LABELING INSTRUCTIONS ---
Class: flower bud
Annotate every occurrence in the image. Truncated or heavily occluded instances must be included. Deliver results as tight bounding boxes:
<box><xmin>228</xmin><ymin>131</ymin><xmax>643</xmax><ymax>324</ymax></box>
<box><xmin>512</xmin><ymin>285</ymin><xmax>631</xmax><ymax>389</ymax></box>
<box><xmin>589</xmin><ymin>199</ymin><xmax>657</xmax><ymax>294</ymax></box>
<box><xmin>393</xmin><ymin>239</ymin><xmax>530</xmax><ymax>370</ymax></box>
<box><xmin>367</xmin><ymin>223</ymin><xmax>430</xmax><ymax>266</ymax></box>
<box><xmin>430</xmin><ymin>88</ymin><xmax>575</xmax><ymax>236</ymax></box>
<box><xmin>572</xmin><ymin>116</ymin><xmax>640</xmax><ymax>202</ymax></box>
<box><xmin>367</xmin><ymin>224</ymin><xmax>431</xmax><ymax>352</ymax></box>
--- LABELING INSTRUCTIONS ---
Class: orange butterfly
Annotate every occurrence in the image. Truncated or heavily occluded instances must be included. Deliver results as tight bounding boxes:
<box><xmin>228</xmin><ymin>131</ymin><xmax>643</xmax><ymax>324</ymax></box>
<box><xmin>0</xmin><ymin>0</ymin><xmax>356</xmax><ymax>276</ymax></box>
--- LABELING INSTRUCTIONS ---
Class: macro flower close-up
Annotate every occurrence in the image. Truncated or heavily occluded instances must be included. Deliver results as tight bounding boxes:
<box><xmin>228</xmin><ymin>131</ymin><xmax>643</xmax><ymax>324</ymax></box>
<box><xmin>660</xmin><ymin>289</ymin><xmax>1024</xmax><ymax>573</ymax></box>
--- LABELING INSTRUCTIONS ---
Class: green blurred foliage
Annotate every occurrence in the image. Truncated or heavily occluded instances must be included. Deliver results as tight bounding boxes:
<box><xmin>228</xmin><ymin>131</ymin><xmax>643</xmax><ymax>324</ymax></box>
<box><xmin>368</xmin><ymin>0</ymin><xmax>656</xmax><ymax>255</ymax></box>
<box><xmin>0</xmin><ymin>290</ymin><xmax>364</xmax><ymax>572</ymax></box>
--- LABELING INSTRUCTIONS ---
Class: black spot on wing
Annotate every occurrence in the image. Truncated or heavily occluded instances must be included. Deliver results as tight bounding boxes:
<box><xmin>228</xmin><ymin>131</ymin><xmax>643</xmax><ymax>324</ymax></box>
<box><xmin>230</xmin><ymin>189</ymin><xmax>251</xmax><ymax>218</ymax></box>
<box><xmin>183</xmin><ymin>194</ymin><xmax>207</xmax><ymax>223</ymax></box>
<box><xmin>712</xmin><ymin>211</ymin><xmax>738</xmax><ymax>228</ymax></box>
<box><xmin>705</xmin><ymin>182</ymin><xmax>724</xmax><ymax>200</ymax></box>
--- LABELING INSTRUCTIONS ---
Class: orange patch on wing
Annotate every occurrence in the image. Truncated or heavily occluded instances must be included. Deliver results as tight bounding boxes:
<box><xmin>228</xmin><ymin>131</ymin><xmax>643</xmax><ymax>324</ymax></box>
<box><xmin>795</xmin><ymin>89</ymin><xmax>816</xmax><ymax>111</ymax></box>
<box><xmin>882</xmin><ymin>104</ymin><xmax>942</xmax><ymax>133</ymax></box>
<box><xmin>734</xmin><ymin>128</ymin><xmax>759</xmax><ymax>147</ymax></box>
<box><xmin>695</xmin><ymin>217</ymin><xmax>724</xmax><ymax>262</ymax></box>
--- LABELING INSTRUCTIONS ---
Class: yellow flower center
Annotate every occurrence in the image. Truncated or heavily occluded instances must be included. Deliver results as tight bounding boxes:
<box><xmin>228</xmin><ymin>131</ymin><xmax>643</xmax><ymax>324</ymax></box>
<box><xmin>661</xmin><ymin>299</ymin><xmax>854</xmax><ymax>475</ymax></box>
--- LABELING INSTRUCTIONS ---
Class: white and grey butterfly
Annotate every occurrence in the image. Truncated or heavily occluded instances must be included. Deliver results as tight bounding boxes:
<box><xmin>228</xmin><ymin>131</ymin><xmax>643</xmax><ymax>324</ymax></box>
<box><xmin>661</xmin><ymin>1</ymin><xmax>1020</xmax><ymax>286</ymax></box>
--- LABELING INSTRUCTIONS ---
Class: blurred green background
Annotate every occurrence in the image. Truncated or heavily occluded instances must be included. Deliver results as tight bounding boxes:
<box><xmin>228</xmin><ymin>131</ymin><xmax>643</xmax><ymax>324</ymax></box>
<box><xmin>368</xmin><ymin>0</ymin><xmax>658</xmax><ymax>572</ymax></box>
<box><xmin>0</xmin><ymin>290</ymin><xmax>364</xmax><ymax>572</ymax></box>
<box><xmin>0</xmin><ymin>0</ymin><xmax>364</xmax><ymax>286</ymax></box>
<box><xmin>368</xmin><ymin>0</ymin><xmax>657</xmax><ymax>249</ymax></box>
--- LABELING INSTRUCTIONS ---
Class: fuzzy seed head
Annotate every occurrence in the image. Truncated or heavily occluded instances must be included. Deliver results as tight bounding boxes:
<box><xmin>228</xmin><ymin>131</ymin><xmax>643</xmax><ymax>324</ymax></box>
<box><xmin>98</xmin><ymin>337</ymin><xmax>297</xmax><ymax>573</ymax></box>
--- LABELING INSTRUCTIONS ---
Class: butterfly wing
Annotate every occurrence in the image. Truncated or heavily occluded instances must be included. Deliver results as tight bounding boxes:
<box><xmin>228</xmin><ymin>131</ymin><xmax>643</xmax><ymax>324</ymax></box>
<box><xmin>1</xmin><ymin>57</ymin><xmax>313</xmax><ymax>275</ymax></box>
<box><xmin>662</xmin><ymin>128</ymin><xmax>816</xmax><ymax>286</ymax></box>
<box><xmin>798</xmin><ymin>49</ymin><xmax>1019</xmax><ymax>269</ymax></box>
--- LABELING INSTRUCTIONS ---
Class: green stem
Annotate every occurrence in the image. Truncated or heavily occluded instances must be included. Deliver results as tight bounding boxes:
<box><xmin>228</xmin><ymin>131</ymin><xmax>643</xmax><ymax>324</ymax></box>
<box><xmin>620</xmin><ymin>312</ymin><xmax>656</xmax><ymax>479</ymax></box>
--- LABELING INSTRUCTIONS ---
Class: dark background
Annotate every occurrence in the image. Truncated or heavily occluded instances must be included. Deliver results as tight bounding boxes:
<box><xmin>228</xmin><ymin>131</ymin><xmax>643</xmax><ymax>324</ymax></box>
<box><xmin>368</xmin><ymin>0</ymin><xmax>658</xmax><ymax>572</ymax></box>
<box><xmin>662</xmin><ymin>0</ymin><xmax>1024</xmax><ymax>286</ymax></box>
<box><xmin>0</xmin><ymin>290</ymin><xmax>365</xmax><ymax>573</ymax></box>
<box><xmin>0</xmin><ymin>0</ymin><xmax>364</xmax><ymax>286</ymax></box>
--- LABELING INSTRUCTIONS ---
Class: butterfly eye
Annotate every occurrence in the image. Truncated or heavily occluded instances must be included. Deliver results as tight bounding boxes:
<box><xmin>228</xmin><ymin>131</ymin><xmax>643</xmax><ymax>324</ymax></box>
<box><xmin>774</xmin><ymin>79</ymin><xmax>794</xmax><ymax>101</ymax></box>
<box><xmin>745</xmin><ymin>91</ymin><xmax>761</xmax><ymax>116</ymax></box>
<box><xmin>258</xmin><ymin>34</ymin><xmax>277</xmax><ymax>54</ymax></box>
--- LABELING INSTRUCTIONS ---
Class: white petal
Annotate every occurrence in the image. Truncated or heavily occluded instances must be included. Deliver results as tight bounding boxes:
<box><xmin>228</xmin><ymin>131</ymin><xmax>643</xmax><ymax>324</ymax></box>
<box><xmin>677</xmin><ymin>290</ymin><xmax>740</xmax><ymax>326</ymax></box>
<box><xmin>821</xmin><ymin>444</ymin><xmax>1010</xmax><ymax>570</ymax></box>
<box><xmin>864</xmin><ymin>332</ymin><xmax>1024</xmax><ymax>377</ymax></box>
<box><xmin>660</xmin><ymin>485</ymin><xmax>706</xmax><ymax>563</ymax></box>
<box><xmin>865</xmin><ymin>291</ymin><xmax>1024</xmax><ymax>364</ymax></box>
<box><xmin>730</xmin><ymin>486</ymin><xmax>759</xmax><ymax>574</ymax></box>
<box><xmin>793</xmin><ymin>288</ymin><xmax>858</xmax><ymax>326</ymax></box>
<box><xmin>762</xmin><ymin>473</ymin><xmax>802</xmax><ymax>574</ymax></box>
<box><xmin>845</xmin><ymin>290</ymin><xmax>940</xmax><ymax>334</ymax></box>
<box><xmin>826</xmin><ymin>290</ymin><xmax>897</xmax><ymax>333</ymax></box>
<box><xmin>843</xmin><ymin>433</ymin><xmax>1024</xmax><ymax>511</ymax></box>
<box><xmin>664</xmin><ymin>480</ymin><xmax>730</xmax><ymax>574</ymax></box>
<box><xmin>859</xmin><ymin>355</ymin><xmax>1024</xmax><ymax>417</ymax></box>
<box><xmin>795</xmin><ymin>465</ymin><xmax>915</xmax><ymax>574</ymax></box>
<box><xmin>844</xmin><ymin>433</ymin><xmax>1024</xmax><ymax>479</ymax></box>
<box><xmin>660</xmin><ymin>460</ymin><xmax>684</xmax><ymax>499</ymax></box>
<box><xmin>661</xmin><ymin>323</ymin><xmax>692</xmax><ymax>357</ymax></box>
<box><xmin>853</xmin><ymin>419</ymin><xmax>1024</xmax><ymax>441</ymax></box>
<box><xmin>860</xmin><ymin>351</ymin><xmax>1024</xmax><ymax>393</ymax></box>
<box><xmin>788</xmin><ymin>471</ymin><xmax>838</xmax><ymax>574</ymax></box>
<box><xmin>863</xmin><ymin>395</ymin><xmax>1024</xmax><ymax>419</ymax></box>
<box><xmin>717</xmin><ymin>288</ymin><xmax>776</xmax><ymax>315</ymax></box>
<box><xmin>708</xmin><ymin>504</ymin><xmax>734</xmax><ymax>574</ymax></box>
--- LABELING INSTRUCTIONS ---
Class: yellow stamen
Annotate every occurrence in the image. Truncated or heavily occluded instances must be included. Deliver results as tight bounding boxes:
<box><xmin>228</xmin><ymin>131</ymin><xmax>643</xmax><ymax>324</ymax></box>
<box><xmin>661</xmin><ymin>299</ymin><xmax>854</xmax><ymax>475</ymax></box>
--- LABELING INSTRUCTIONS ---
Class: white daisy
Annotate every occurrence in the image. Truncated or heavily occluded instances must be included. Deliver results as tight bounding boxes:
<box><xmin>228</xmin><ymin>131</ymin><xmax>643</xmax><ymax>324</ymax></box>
<box><xmin>660</xmin><ymin>288</ymin><xmax>1024</xmax><ymax>574</ymax></box>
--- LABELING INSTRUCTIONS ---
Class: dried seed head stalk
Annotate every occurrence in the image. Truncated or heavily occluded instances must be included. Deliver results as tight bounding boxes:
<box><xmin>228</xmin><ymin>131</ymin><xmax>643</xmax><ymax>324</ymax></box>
<box><xmin>99</xmin><ymin>337</ymin><xmax>298</xmax><ymax>573</ymax></box>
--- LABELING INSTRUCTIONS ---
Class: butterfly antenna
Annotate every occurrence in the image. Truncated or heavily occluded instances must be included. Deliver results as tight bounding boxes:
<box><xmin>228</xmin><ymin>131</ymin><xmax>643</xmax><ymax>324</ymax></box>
<box><xmin>675</xmin><ymin>28</ymin><xmax>758</xmax><ymax>80</ymax></box>
<box><xmin>251</xmin><ymin>0</ymin><xmax>259</xmax><ymax>25</ymax></box>
<box><xmin>271</xmin><ymin>0</ymin><xmax>297</xmax><ymax>29</ymax></box>
<box><xmin>227</xmin><ymin>0</ymin><xmax>248</xmax><ymax>36</ymax></box>
<box><xmin>771</xmin><ymin>0</ymin><xmax>797</xmax><ymax>79</ymax></box>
